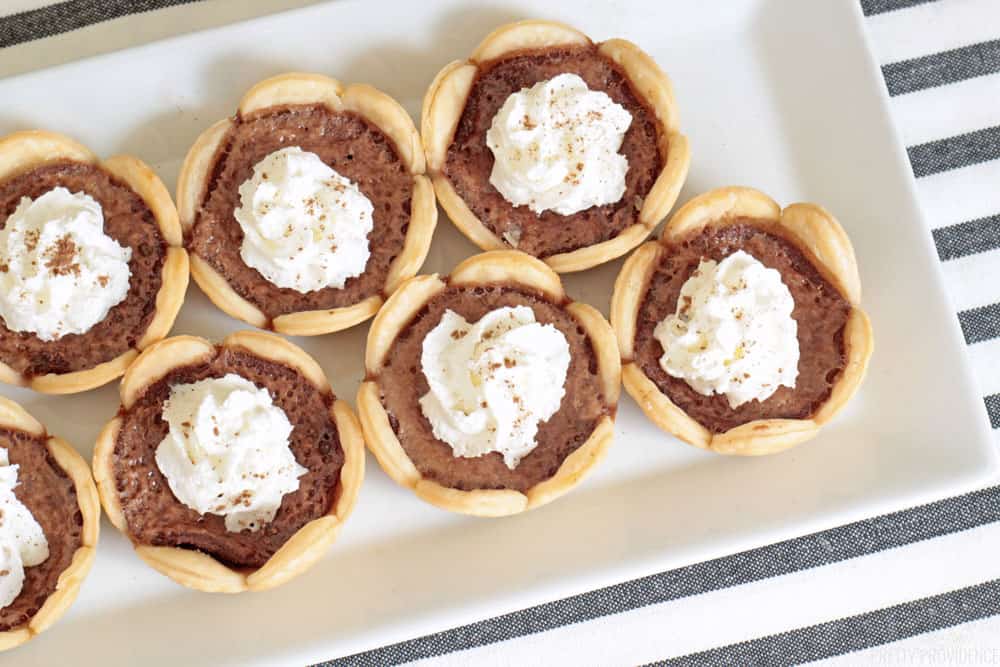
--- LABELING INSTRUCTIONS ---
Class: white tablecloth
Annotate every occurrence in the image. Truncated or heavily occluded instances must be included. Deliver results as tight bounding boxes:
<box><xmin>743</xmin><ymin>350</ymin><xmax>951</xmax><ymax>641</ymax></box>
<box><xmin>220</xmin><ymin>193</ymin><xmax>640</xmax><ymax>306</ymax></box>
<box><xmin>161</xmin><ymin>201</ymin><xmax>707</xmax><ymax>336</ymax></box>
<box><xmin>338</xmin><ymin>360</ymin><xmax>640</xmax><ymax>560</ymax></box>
<box><xmin>3</xmin><ymin>1</ymin><xmax>1000</xmax><ymax>665</ymax></box>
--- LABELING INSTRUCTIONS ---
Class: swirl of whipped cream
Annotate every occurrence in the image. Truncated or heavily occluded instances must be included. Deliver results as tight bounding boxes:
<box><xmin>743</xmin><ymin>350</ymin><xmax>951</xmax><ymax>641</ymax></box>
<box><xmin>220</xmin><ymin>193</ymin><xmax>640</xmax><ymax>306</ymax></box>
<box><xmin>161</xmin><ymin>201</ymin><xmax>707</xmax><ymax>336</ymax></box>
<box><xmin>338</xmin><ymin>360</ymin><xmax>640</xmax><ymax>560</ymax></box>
<box><xmin>486</xmin><ymin>72</ymin><xmax>633</xmax><ymax>216</ymax></box>
<box><xmin>0</xmin><ymin>447</ymin><xmax>49</xmax><ymax>609</ymax></box>
<box><xmin>0</xmin><ymin>187</ymin><xmax>132</xmax><ymax>341</ymax></box>
<box><xmin>154</xmin><ymin>374</ymin><xmax>308</xmax><ymax>533</ymax></box>
<box><xmin>234</xmin><ymin>146</ymin><xmax>374</xmax><ymax>293</ymax></box>
<box><xmin>654</xmin><ymin>250</ymin><xmax>799</xmax><ymax>408</ymax></box>
<box><xmin>419</xmin><ymin>306</ymin><xmax>571</xmax><ymax>469</ymax></box>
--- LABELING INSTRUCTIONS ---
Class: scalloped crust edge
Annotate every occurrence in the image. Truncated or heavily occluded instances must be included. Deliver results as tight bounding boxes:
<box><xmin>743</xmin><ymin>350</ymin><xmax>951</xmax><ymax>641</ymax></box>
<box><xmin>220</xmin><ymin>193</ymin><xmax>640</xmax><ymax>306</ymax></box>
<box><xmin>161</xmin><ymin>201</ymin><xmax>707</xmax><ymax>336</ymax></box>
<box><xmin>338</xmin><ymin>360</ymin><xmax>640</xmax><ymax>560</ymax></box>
<box><xmin>364</xmin><ymin>274</ymin><xmax>447</xmax><ymax>373</ymax></box>
<box><xmin>566</xmin><ymin>302</ymin><xmax>621</xmax><ymax>405</ymax></box>
<box><xmin>421</xmin><ymin>21</ymin><xmax>689</xmax><ymax>273</ymax></box>
<box><xmin>239</xmin><ymin>72</ymin><xmax>345</xmax><ymax>117</ymax></box>
<box><xmin>119</xmin><ymin>335</ymin><xmax>216</xmax><ymax>409</ymax></box>
<box><xmin>361</xmin><ymin>385</ymin><xmax>615</xmax><ymax>517</ymax></box>
<box><xmin>662</xmin><ymin>186</ymin><xmax>862</xmax><ymax>306</ymax></box>
<box><xmin>0</xmin><ymin>130</ymin><xmax>187</xmax><ymax>394</ymax></box>
<box><xmin>359</xmin><ymin>250</ymin><xmax>618</xmax><ymax>515</ymax></box>
<box><xmin>137</xmin><ymin>247</ymin><xmax>190</xmax><ymax>349</ymax></box>
<box><xmin>0</xmin><ymin>130</ymin><xmax>96</xmax><ymax>183</ymax></box>
<box><xmin>614</xmin><ymin>186</ymin><xmax>873</xmax><ymax>455</ymax></box>
<box><xmin>610</xmin><ymin>240</ymin><xmax>662</xmax><ymax>361</ymax></box>
<box><xmin>176</xmin><ymin>118</ymin><xmax>233</xmax><ymax>233</ymax></box>
<box><xmin>0</xmin><ymin>401</ymin><xmax>99</xmax><ymax>650</ymax></box>
<box><xmin>384</xmin><ymin>174</ymin><xmax>438</xmax><ymax>295</ymax></box>
<box><xmin>450</xmin><ymin>250</ymin><xmax>565</xmax><ymax>301</ymax></box>
<box><xmin>421</xmin><ymin>61</ymin><xmax>477</xmax><ymax>172</ymax></box>
<box><xmin>223</xmin><ymin>329</ymin><xmax>330</xmax><ymax>392</ymax></box>
<box><xmin>179</xmin><ymin>74</ymin><xmax>431</xmax><ymax>334</ymax></box>
<box><xmin>93</xmin><ymin>335</ymin><xmax>365</xmax><ymax>593</ymax></box>
<box><xmin>470</xmin><ymin>20</ymin><xmax>591</xmax><ymax>64</ymax></box>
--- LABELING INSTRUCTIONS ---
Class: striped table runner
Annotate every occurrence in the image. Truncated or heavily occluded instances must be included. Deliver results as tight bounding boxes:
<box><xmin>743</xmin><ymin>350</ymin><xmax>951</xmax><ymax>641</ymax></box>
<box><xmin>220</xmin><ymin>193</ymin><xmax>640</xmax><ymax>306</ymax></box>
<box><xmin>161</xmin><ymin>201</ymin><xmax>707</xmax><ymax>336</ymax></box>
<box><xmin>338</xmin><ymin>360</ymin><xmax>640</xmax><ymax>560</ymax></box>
<box><xmin>3</xmin><ymin>1</ymin><xmax>1000</xmax><ymax>664</ymax></box>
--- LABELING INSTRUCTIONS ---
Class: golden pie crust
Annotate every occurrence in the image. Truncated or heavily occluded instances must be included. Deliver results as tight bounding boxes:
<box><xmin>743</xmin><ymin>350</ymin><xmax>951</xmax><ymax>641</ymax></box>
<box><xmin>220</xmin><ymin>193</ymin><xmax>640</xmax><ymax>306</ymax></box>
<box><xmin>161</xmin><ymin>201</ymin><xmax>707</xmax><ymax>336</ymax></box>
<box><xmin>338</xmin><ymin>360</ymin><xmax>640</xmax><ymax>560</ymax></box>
<box><xmin>0</xmin><ymin>130</ymin><xmax>189</xmax><ymax>394</ymax></box>
<box><xmin>611</xmin><ymin>186</ymin><xmax>874</xmax><ymax>455</ymax></box>
<box><xmin>177</xmin><ymin>72</ymin><xmax>437</xmax><ymax>335</ymax></box>
<box><xmin>358</xmin><ymin>250</ymin><xmax>621</xmax><ymax>517</ymax></box>
<box><xmin>421</xmin><ymin>19</ymin><xmax>691</xmax><ymax>273</ymax></box>
<box><xmin>91</xmin><ymin>331</ymin><xmax>365</xmax><ymax>593</ymax></box>
<box><xmin>0</xmin><ymin>398</ymin><xmax>99</xmax><ymax>651</ymax></box>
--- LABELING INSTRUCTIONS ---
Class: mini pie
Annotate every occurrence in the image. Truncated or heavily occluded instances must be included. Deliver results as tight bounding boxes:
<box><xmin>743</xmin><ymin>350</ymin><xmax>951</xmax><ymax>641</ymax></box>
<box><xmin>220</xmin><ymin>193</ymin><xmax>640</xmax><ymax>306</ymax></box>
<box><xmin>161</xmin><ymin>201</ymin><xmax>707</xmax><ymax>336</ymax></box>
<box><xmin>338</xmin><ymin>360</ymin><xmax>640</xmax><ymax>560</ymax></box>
<box><xmin>92</xmin><ymin>331</ymin><xmax>364</xmax><ymax>592</ymax></box>
<box><xmin>611</xmin><ymin>186</ymin><xmax>874</xmax><ymax>455</ymax></box>
<box><xmin>177</xmin><ymin>72</ymin><xmax>437</xmax><ymax>335</ymax></box>
<box><xmin>0</xmin><ymin>130</ymin><xmax>188</xmax><ymax>394</ymax></box>
<box><xmin>358</xmin><ymin>250</ymin><xmax>620</xmax><ymax>517</ymax></box>
<box><xmin>422</xmin><ymin>19</ymin><xmax>690</xmax><ymax>273</ymax></box>
<box><xmin>0</xmin><ymin>397</ymin><xmax>99</xmax><ymax>652</ymax></box>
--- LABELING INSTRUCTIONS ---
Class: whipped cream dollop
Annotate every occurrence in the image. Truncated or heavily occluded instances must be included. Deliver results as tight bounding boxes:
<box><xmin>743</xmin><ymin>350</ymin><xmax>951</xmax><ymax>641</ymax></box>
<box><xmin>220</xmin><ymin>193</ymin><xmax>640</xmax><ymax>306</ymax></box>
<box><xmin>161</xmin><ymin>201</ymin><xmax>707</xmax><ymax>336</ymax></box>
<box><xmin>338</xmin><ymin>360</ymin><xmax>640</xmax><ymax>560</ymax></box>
<box><xmin>654</xmin><ymin>250</ymin><xmax>799</xmax><ymax>408</ymax></box>
<box><xmin>486</xmin><ymin>73</ymin><xmax>633</xmax><ymax>216</ymax></box>
<box><xmin>155</xmin><ymin>374</ymin><xmax>308</xmax><ymax>533</ymax></box>
<box><xmin>234</xmin><ymin>146</ymin><xmax>375</xmax><ymax>293</ymax></box>
<box><xmin>0</xmin><ymin>187</ymin><xmax>132</xmax><ymax>341</ymax></box>
<box><xmin>419</xmin><ymin>306</ymin><xmax>571</xmax><ymax>469</ymax></box>
<box><xmin>0</xmin><ymin>447</ymin><xmax>49</xmax><ymax>609</ymax></box>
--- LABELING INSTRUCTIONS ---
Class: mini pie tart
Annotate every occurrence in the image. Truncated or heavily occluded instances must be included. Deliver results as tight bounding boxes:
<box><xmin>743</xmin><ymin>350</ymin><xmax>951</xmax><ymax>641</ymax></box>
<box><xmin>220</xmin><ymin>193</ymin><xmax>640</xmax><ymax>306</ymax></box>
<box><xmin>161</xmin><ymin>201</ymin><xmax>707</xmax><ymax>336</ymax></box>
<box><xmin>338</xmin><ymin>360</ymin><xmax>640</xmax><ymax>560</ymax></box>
<box><xmin>422</xmin><ymin>19</ymin><xmax>691</xmax><ymax>273</ymax></box>
<box><xmin>611</xmin><ymin>186</ymin><xmax>874</xmax><ymax>455</ymax></box>
<box><xmin>177</xmin><ymin>72</ymin><xmax>437</xmax><ymax>335</ymax></box>
<box><xmin>0</xmin><ymin>130</ymin><xmax>188</xmax><ymax>394</ymax></box>
<box><xmin>92</xmin><ymin>331</ymin><xmax>364</xmax><ymax>592</ymax></box>
<box><xmin>0</xmin><ymin>397</ymin><xmax>99</xmax><ymax>651</ymax></box>
<box><xmin>358</xmin><ymin>250</ymin><xmax>620</xmax><ymax>517</ymax></box>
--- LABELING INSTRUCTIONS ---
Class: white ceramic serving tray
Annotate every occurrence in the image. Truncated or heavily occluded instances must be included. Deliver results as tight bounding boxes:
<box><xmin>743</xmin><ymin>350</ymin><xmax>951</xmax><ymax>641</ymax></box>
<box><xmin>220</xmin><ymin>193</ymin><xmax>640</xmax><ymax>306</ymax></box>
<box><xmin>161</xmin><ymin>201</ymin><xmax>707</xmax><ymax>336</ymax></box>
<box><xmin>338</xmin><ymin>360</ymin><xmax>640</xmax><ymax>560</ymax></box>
<box><xmin>0</xmin><ymin>0</ymin><xmax>995</xmax><ymax>664</ymax></box>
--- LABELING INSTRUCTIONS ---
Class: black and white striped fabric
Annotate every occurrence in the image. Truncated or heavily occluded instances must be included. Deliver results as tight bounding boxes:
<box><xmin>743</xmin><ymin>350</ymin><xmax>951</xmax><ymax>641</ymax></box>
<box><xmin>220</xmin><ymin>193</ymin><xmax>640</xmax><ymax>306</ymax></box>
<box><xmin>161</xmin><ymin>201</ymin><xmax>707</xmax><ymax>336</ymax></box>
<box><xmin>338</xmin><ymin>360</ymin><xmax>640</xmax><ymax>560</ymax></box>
<box><xmin>2</xmin><ymin>0</ymin><xmax>999</xmax><ymax>664</ymax></box>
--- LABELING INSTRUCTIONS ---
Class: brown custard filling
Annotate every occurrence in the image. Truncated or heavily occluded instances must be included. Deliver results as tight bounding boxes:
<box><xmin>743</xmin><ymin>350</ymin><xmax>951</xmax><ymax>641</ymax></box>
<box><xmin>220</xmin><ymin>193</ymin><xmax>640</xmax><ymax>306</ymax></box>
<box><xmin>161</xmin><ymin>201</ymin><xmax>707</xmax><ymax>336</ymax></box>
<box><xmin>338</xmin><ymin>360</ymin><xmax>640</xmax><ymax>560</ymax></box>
<box><xmin>377</xmin><ymin>285</ymin><xmax>609</xmax><ymax>492</ymax></box>
<box><xmin>0</xmin><ymin>428</ymin><xmax>82</xmax><ymax>632</ymax></box>
<box><xmin>443</xmin><ymin>45</ymin><xmax>664</xmax><ymax>258</ymax></box>
<box><xmin>188</xmin><ymin>104</ymin><xmax>413</xmax><ymax>320</ymax></box>
<box><xmin>0</xmin><ymin>161</ymin><xmax>166</xmax><ymax>377</ymax></box>
<box><xmin>634</xmin><ymin>222</ymin><xmax>850</xmax><ymax>433</ymax></box>
<box><xmin>113</xmin><ymin>349</ymin><xmax>343</xmax><ymax>569</ymax></box>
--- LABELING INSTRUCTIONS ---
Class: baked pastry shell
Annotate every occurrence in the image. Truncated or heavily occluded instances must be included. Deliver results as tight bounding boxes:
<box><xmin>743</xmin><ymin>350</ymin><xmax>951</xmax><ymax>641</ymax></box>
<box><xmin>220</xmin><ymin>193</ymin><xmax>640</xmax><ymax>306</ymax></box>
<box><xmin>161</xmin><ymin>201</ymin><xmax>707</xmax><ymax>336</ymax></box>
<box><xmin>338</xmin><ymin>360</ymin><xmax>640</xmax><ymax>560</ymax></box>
<box><xmin>91</xmin><ymin>331</ymin><xmax>365</xmax><ymax>593</ymax></box>
<box><xmin>176</xmin><ymin>72</ymin><xmax>437</xmax><ymax>335</ymax></box>
<box><xmin>0</xmin><ymin>397</ymin><xmax>99</xmax><ymax>651</ymax></box>
<box><xmin>610</xmin><ymin>186</ymin><xmax>874</xmax><ymax>455</ymax></box>
<box><xmin>0</xmin><ymin>130</ymin><xmax>189</xmax><ymax>394</ymax></box>
<box><xmin>358</xmin><ymin>249</ymin><xmax>621</xmax><ymax>517</ymax></box>
<box><xmin>421</xmin><ymin>19</ymin><xmax>691</xmax><ymax>273</ymax></box>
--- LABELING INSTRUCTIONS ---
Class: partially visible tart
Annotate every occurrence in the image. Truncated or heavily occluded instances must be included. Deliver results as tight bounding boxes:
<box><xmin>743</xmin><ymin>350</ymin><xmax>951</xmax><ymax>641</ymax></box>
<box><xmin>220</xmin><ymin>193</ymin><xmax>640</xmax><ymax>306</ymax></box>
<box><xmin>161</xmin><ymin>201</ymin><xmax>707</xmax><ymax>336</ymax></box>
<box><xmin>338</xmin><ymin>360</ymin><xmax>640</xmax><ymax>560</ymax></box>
<box><xmin>0</xmin><ymin>130</ymin><xmax>188</xmax><ymax>394</ymax></box>
<box><xmin>358</xmin><ymin>250</ymin><xmax>620</xmax><ymax>517</ymax></box>
<box><xmin>0</xmin><ymin>397</ymin><xmax>99</xmax><ymax>651</ymax></box>
<box><xmin>422</xmin><ymin>20</ymin><xmax>690</xmax><ymax>272</ymax></box>
<box><xmin>611</xmin><ymin>186</ymin><xmax>874</xmax><ymax>455</ymax></box>
<box><xmin>178</xmin><ymin>72</ymin><xmax>437</xmax><ymax>335</ymax></box>
<box><xmin>92</xmin><ymin>332</ymin><xmax>364</xmax><ymax>592</ymax></box>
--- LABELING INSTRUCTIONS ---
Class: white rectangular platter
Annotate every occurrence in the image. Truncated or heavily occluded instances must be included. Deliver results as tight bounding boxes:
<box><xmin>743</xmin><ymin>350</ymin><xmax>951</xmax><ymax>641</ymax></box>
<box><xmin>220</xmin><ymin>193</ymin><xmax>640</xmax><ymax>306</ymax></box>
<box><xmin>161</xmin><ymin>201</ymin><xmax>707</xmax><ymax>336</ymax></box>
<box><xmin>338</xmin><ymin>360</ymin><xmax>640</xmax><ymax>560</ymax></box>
<box><xmin>0</xmin><ymin>0</ymin><xmax>995</xmax><ymax>664</ymax></box>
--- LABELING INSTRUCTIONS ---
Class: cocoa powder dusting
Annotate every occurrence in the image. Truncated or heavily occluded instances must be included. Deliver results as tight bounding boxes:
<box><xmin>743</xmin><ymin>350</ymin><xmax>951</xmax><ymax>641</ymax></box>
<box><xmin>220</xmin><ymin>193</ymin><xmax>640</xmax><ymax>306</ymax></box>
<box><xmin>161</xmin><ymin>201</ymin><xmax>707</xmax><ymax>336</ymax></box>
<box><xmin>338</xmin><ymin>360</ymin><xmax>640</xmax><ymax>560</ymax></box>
<box><xmin>443</xmin><ymin>45</ymin><xmax>663</xmax><ymax>258</ymax></box>
<box><xmin>43</xmin><ymin>234</ymin><xmax>80</xmax><ymax>277</ymax></box>
<box><xmin>634</xmin><ymin>221</ymin><xmax>851</xmax><ymax>433</ymax></box>
<box><xmin>378</xmin><ymin>285</ymin><xmax>609</xmax><ymax>492</ymax></box>
<box><xmin>114</xmin><ymin>348</ymin><xmax>343</xmax><ymax>568</ymax></box>
<box><xmin>0</xmin><ymin>161</ymin><xmax>166</xmax><ymax>376</ymax></box>
<box><xmin>189</xmin><ymin>105</ymin><xmax>412</xmax><ymax>318</ymax></box>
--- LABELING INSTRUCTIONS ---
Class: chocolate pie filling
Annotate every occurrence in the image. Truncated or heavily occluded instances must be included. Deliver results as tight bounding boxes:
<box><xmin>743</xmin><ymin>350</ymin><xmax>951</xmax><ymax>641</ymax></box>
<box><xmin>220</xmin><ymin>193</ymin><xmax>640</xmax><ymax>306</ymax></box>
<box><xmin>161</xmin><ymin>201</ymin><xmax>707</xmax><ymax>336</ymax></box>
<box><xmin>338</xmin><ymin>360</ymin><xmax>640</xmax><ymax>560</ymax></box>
<box><xmin>0</xmin><ymin>161</ymin><xmax>166</xmax><ymax>376</ymax></box>
<box><xmin>0</xmin><ymin>428</ymin><xmax>82</xmax><ymax>632</ymax></box>
<box><xmin>443</xmin><ymin>45</ymin><xmax>664</xmax><ymax>258</ymax></box>
<box><xmin>634</xmin><ymin>222</ymin><xmax>851</xmax><ymax>433</ymax></box>
<box><xmin>114</xmin><ymin>349</ymin><xmax>344</xmax><ymax>569</ymax></box>
<box><xmin>377</xmin><ymin>285</ymin><xmax>609</xmax><ymax>492</ymax></box>
<box><xmin>188</xmin><ymin>104</ymin><xmax>413</xmax><ymax>319</ymax></box>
